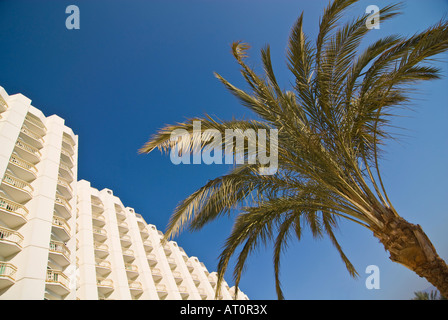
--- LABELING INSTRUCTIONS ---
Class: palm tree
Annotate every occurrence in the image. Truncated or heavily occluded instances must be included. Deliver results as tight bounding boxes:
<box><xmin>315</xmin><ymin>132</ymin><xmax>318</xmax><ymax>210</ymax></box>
<box><xmin>140</xmin><ymin>0</ymin><xmax>448</xmax><ymax>299</ymax></box>
<box><xmin>412</xmin><ymin>290</ymin><xmax>447</xmax><ymax>300</ymax></box>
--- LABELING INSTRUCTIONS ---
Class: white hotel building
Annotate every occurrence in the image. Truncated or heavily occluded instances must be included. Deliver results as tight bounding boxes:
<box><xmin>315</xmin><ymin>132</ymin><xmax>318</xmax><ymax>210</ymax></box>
<box><xmin>0</xmin><ymin>86</ymin><xmax>248</xmax><ymax>300</ymax></box>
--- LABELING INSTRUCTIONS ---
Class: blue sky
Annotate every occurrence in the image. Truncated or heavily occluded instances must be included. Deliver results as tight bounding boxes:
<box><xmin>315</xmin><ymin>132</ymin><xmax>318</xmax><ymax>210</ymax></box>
<box><xmin>0</xmin><ymin>0</ymin><xmax>447</xmax><ymax>300</ymax></box>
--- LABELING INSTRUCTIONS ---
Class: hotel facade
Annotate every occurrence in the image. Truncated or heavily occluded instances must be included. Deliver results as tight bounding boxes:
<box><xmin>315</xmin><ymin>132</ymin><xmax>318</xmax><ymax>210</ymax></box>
<box><xmin>0</xmin><ymin>86</ymin><xmax>248</xmax><ymax>300</ymax></box>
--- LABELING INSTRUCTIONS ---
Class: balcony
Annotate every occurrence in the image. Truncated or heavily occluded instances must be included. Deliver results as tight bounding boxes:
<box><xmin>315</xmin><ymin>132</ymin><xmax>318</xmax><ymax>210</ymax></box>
<box><xmin>178</xmin><ymin>286</ymin><xmax>189</xmax><ymax>299</ymax></box>
<box><xmin>9</xmin><ymin>154</ymin><xmax>37</xmax><ymax>181</ymax></box>
<box><xmin>24</xmin><ymin>114</ymin><xmax>47</xmax><ymax>136</ymax></box>
<box><xmin>115</xmin><ymin>207</ymin><xmax>126</xmax><ymax>220</ymax></box>
<box><xmin>0</xmin><ymin>226</ymin><xmax>23</xmax><ymax>257</ymax></box>
<box><xmin>140</xmin><ymin>228</ymin><xmax>149</xmax><ymax>239</ymax></box>
<box><xmin>1</xmin><ymin>173</ymin><xmax>33</xmax><ymax>203</ymax></box>
<box><xmin>136</xmin><ymin>213</ymin><xmax>146</xmax><ymax>227</ymax></box>
<box><xmin>163</xmin><ymin>244</ymin><xmax>172</xmax><ymax>256</ymax></box>
<box><xmin>128</xmin><ymin>280</ymin><xmax>143</xmax><ymax>295</ymax></box>
<box><xmin>58</xmin><ymin>162</ymin><xmax>73</xmax><ymax>182</ymax></box>
<box><xmin>156</xmin><ymin>284</ymin><xmax>168</xmax><ymax>298</ymax></box>
<box><xmin>198</xmin><ymin>288</ymin><xmax>208</xmax><ymax>300</ymax></box>
<box><xmin>97</xmin><ymin>278</ymin><xmax>114</xmax><ymax>295</ymax></box>
<box><xmin>185</xmin><ymin>261</ymin><xmax>194</xmax><ymax>272</ymax></box>
<box><xmin>0</xmin><ymin>262</ymin><xmax>17</xmax><ymax>290</ymax></box>
<box><xmin>120</xmin><ymin>234</ymin><xmax>132</xmax><ymax>248</ymax></box>
<box><xmin>51</xmin><ymin>215</ymin><xmax>71</xmax><ymax>241</ymax></box>
<box><xmin>92</xmin><ymin>213</ymin><xmax>106</xmax><ymax>227</ymax></box>
<box><xmin>54</xmin><ymin>194</ymin><xmax>72</xmax><ymax>219</ymax></box>
<box><xmin>0</xmin><ymin>195</ymin><xmax>29</xmax><ymax>228</ymax></box>
<box><xmin>93</xmin><ymin>227</ymin><xmax>107</xmax><ymax>242</ymax></box>
<box><xmin>118</xmin><ymin>221</ymin><xmax>129</xmax><ymax>234</ymax></box>
<box><xmin>94</xmin><ymin>242</ymin><xmax>109</xmax><ymax>259</ymax></box>
<box><xmin>91</xmin><ymin>199</ymin><xmax>104</xmax><ymax>214</ymax></box>
<box><xmin>179</xmin><ymin>247</ymin><xmax>188</xmax><ymax>262</ymax></box>
<box><xmin>191</xmin><ymin>274</ymin><xmax>200</xmax><ymax>286</ymax></box>
<box><xmin>49</xmin><ymin>240</ymin><xmax>71</xmax><ymax>267</ymax></box>
<box><xmin>172</xmin><ymin>271</ymin><xmax>183</xmax><ymax>284</ymax></box>
<box><xmin>14</xmin><ymin>139</ymin><xmax>41</xmax><ymax>164</ymax></box>
<box><xmin>147</xmin><ymin>253</ymin><xmax>157</xmax><ymax>266</ymax></box>
<box><xmin>208</xmin><ymin>274</ymin><xmax>217</xmax><ymax>288</ymax></box>
<box><xmin>46</xmin><ymin>269</ymin><xmax>70</xmax><ymax>296</ymax></box>
<box><xmin>95</xmin><ymin>260</ymin><xmax>112</xmax><ymax>277</ymax></box>
<box><xmin>167</xmin><ymin>257</ymin><xmax>176</xmax><ymax>270</ymax></box>
<box><xmin>125</xmin><ymin>263</ymin><xmax>139</xmax><ymax>279</ymax></box>
<box><xmin>151</xmin><ymin>268</ymin><xmax>163</xmax><ymax>282</ymax></box>
<box><xmin>57</xmin><ymin>176</ymin><xmax>73</xmax><ymax>199</ymax></box>
<box><xmin>19</xmin><ymin>125</ymin><xmax>44</xmax><ymax>149</ymax></box>
<box><xmin>143</xmin><ymin>240</ymin><xmax>153</xmax><ymax>252</ymax></box>
<box><xmin>60</xmin><ymin>147</ymin><xmax>74</xmax><ymax>168</ymax></box>
<box><xmin>62</xmin><ymin>134</ymin><xmax>75</xmax><ymax>149</ymax></box>
<box><xmin>122</xmin><ymin>249</ymin><xmax>135</xmax><ymax>263</ymax></box>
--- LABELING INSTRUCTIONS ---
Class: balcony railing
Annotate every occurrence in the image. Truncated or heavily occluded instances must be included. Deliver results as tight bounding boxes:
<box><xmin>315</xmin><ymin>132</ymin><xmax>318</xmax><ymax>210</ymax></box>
<box><xmin>94</xmin><ymin>242</ymin><xmax>109</xmax><ymax>252</ymax></box>
<box><xmin>156</xmin><ymin>284</ymin><xmax>167</xmax><ymax>293</ymax></box>
<box><xmin>0</xmin><ymin>262</ymin><xmax>17</xmax><ymax>281</ymax></box>
<box><xmin>125</xmin><ymin>263</ymin><xmax>138</xmax><ymax>273</ymax></box>
<box><xmin>55</xmin><ymin>194</ymin><xmax>72</xmax><ymax>211</ymax></box>
<box><xmin>2</xmin><ymin>173</ymin><xmax>34</xmax><ymax>194</ymax></box>
<box><xmin>93</xmin><ymin>227</ymin><xmax>107</xmax><ymax>237</ymax></box>
<box><xmin>120</xmin><ymin>234</ymin><xmax>131</xmax><ymax>242</ymax></box>
<box><xmin>172</xmin><ymin>271</ymin><xmax>183</xmax><ymax>283</ymax></box>
<box><xmin>147</xmin><ymin>253</ymin><xmax>157</xmax><ymax>266</ymax></box>
<box><xmin>122</xmin><ymin>249</ymin><xmax>134</xmax><ymax>257</ymax></box>
<box><xmin>0</xmin><ymin>226</ymin><xmax>24</xmax><ymax>247</ymax></box>
<box><xmin>25</xmin><ymin>114</ymin><xmax>46</xmax><ymax>132</ymax></box>
<box><xmin>62</xmin><ymin>135</ymin><xmax>75</xmax><ymax>147</ymax></box>
<box><xmin>59</xmin><ymin>162</ymin><xmax>73</xmax><ymax>173</ymax></box>
<box><xmin>92</xmin><ymin>213</ymin><xmax>106</xmax><ymax>223</ymax></box>
<box><xmin>167</xmin><ymin>257</ymin><xmax>176</xmax><ymax>269</ymax></box>
<box><xmin>46</xmin><ymin>269</ymin><xmax>69</xmax><ymax>288</ymax></box>
<box><xmin>57</xmin><ymin>176</ymin><xmax>73</xmax><ymax>193</ymax></box>
<box><xmin>128</xmin><ymin>280</ymin><xmax>143</xmax><ymax>290</ymax></box>
<box><xmin>49</xmin><ymin>240</ymin><xmax>70</xmax><ymax>258</ymax></box>
<box><xmin>163</xmin><ymin>244</ymin><xmax>172</xmax><ymax>255</ymax></box>
<box><xmin>0</xmin><ymin>195</ymin><xmax>29</xmax><ymax>218</ymax></box>
<box><xmin>151</xmin><ymin>268</ymin><xmax>162</xmax><ymax>277</ymax></box>
<box><xmin>198</xmin><ymin>288</ymin><xmax>208</xmax><ymax>299</ymax></box>
<box><xmin>96</xmin><ymin>260</ymin><xmax>112</xmax><ymax>269</ymax></box>
<box><xmin>97</xmin><ymin>278</ymin><xmax>114</xmax><ymax>288</ymax></box>
<box><xmin>52</xmin><ymin>215</ymin><xmax>71</xmax><ymax>234</ymax></box>
<box><xmin>15</xmin><ymin>139</ymin><xmax>41</xmax><ymax>159</ymax></box>
<box><xmin>9</xmin><ymin>154</ymin><xmax>37</xmax><ymax>175</ymax></box>
<box><xmin>60</xmin><ymin>148</ymin><xmax>74</xmax><ymax>163</ymax></box>
<box><xmin>20</xmin><ymin>126</ymin><xmax>44</xmax><ymax>145</ymax></box>
<box><xmin>185</xmin><ymin>261</ymin><xmax>194</xmax><ymax>271</ymax></box>
<box><xmin>118</xmin><ymin>221</ymin><xmax>128</xmax><ymax>230</ymax></box>
<box><xmin>191</xmin><ymin>274</ymin><xmax>200</xmax><ymax>285</ymax></box>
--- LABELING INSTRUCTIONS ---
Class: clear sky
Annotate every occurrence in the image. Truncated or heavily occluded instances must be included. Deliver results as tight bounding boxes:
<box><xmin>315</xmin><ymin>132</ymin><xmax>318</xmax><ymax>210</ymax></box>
<box><xmin>0</xmin><ymin>0</ymin><xmax>447</xmax><ymax>300</ymax></box>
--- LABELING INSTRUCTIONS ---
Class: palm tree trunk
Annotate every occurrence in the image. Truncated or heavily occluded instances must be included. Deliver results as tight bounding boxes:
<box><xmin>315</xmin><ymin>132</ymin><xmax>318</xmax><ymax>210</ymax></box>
<box><xmin>373</xmin><ymin>214</ymin><xmax>448</xmax><ymax>298</ymax></box>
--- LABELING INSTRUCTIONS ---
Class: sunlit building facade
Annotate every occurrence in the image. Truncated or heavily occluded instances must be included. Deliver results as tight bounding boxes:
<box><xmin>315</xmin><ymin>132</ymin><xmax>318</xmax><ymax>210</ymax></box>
<box><xmin>0</xmin><ymin>86</ymin><xmax>248</xmax><ymax>300</ymax></box>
